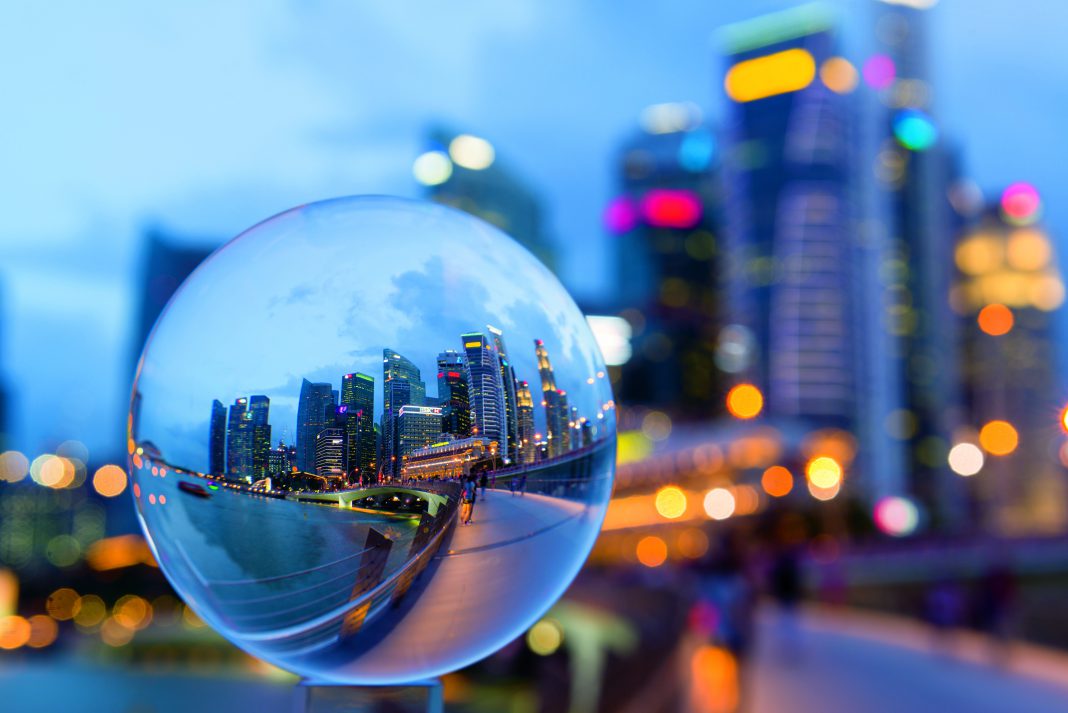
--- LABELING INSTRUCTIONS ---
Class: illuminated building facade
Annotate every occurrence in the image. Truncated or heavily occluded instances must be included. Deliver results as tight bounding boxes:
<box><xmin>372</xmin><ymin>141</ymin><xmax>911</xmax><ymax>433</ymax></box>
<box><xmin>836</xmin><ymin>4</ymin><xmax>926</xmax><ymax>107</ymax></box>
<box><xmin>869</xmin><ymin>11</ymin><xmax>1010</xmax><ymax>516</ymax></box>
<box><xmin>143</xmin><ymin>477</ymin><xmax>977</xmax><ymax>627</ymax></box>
<box><xmin>535</xmin><ymin>339</ymin><xmax>570</xmax><ymax>457</ymax></box>
<box><xmin>382</xmin><ymin>349</ymin><xmax>426</xmax><ymax>478</ymax></box>
<box><xmin>462</xmin><ymin>333</ymin><xmax>506</xmax><ymax>451</ymax></box>
<box><xmin>402</xmin><ymin>436</ymin><xmax>495</xmax><ymax>480</ymax></box>
<box><xmin>516</xmin><ymin>380</ymin><xmax>537</xmax><ymax>464</ymax></box>
<box><xmin>268</xmin><ymin>439</ymin><xmax>294</xmax><ymax>476</ymax></box>
<box><xmin>718</xmin><ymin>6</ymin><xmax>857</xmax><ymax>430</ymax></box>
<box><xmin>488</xmin><ymin>325</ymin><xmax>521</xmax><ymax>463</ymax></box>
<box><xmin>437</xmin><ymin>350</ymin><xmax>472</xmax><ymax>438</ymax></box>
<box><xmin>314</xmin><ymin>428</ymin><xmax>346</xmax><ymax>479</ymax></box>
<box><xmin>296</xmin><ymin>379</ymin><xmax>335</xmax><ymax>473</ymax></box>
<box><xmin>953</xmin><ymin>192</ymin><xmax>1065</xmax><ymax>534</ymax></box>
<box><xmin>606</xmin><ymin>102</ymin><xmax>725</xmax><ymax>416</ymax></box>
<box><xmin>397</xmin><ymin>405</ymin><xmax>445</xmax><ymax>461</ymax></box>
<box><xmin>341</xmin><ymin>372</ymin><xmax>376</xmax><ymax>482</ymax></box>
<box><xmin>249</xmin><ymin>395</ymin><xmax>271</xmax><ymax>481</ymax></box>
<box><xmin>209</xmin><ymin>399</ymin><xmax>226</xmax><ymax>476</ymax></box>
<box><xmin>226</xmin><ymin>397</ymin><xmax>253</xmax><ymax>481</ymax></box>
<box><xmin>417</xmin><ymin>127</ymin><xmax>555</xmax><ymax>272</ymax></box>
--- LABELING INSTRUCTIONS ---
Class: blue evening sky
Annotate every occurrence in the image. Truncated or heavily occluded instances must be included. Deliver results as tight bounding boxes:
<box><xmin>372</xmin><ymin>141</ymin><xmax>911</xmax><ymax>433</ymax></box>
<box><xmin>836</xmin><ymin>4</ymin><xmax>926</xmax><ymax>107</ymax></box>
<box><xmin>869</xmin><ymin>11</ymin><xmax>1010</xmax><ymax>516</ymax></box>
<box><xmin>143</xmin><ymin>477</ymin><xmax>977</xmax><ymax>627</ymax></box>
<box><xmin>1</xmin><ymin>0</ymin><xmax>1065</xmax><ymax>457</ymax></box>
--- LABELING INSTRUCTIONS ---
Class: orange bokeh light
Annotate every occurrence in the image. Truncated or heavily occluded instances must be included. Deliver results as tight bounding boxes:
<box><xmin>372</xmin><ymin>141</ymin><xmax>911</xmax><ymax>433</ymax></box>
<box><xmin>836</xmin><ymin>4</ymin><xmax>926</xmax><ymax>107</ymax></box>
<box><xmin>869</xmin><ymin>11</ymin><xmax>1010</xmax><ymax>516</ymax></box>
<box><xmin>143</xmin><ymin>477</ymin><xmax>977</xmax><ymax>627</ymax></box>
<box><xmin>977</xmin><ymin>303</ymin><xmax>1014</xmax><ymax>336</ymax></box>
<box><xmin>979</xmin><ymin>420</ymin><xmax>1018</xmax><ymax>456</ymax></box>
<box><xmin>726</xmin><ymin>384</ymin><xmax>764</xmax><ymax>420</ymax></box>
<box><xmin>636</xmin><ymin>536</ymin><xmax>668</xmax><ymax>568</ymax></box>
<box><xmin>761</xmin><ymin>466</ymin><xmax>794</xmax><ymax>497</ymax></box>
<box><xmin>1061</xmin><ymin>406</ymin><xmax>1068</xmax><ymax>434</ymax></box>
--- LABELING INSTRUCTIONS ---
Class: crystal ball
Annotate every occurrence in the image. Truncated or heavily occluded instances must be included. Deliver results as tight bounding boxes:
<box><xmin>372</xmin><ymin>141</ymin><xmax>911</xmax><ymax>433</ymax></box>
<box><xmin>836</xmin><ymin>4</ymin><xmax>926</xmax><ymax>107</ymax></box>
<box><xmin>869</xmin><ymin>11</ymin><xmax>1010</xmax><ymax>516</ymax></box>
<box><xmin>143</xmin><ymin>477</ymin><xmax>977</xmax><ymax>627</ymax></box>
<box><xmin>128</xmin><ymin>196</ymin><xmax>616</xmax><ymax>683</ymax></box>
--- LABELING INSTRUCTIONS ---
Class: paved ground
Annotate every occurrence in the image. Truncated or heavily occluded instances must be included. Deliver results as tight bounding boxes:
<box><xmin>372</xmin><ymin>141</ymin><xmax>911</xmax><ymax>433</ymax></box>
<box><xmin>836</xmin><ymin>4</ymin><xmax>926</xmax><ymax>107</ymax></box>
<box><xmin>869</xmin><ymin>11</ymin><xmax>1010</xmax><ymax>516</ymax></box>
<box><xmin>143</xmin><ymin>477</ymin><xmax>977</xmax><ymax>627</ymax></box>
<box><xmin>745</xmin><ymin>608</ymin><xmax>1068</xmax><ymax>713</ymax></box>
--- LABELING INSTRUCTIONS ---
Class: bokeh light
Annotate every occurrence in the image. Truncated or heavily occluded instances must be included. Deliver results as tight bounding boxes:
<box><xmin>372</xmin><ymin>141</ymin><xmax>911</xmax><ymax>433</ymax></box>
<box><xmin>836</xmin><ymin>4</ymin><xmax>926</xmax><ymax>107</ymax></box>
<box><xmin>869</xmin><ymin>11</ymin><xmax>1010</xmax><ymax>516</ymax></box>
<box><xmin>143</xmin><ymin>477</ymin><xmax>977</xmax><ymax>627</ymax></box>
<box><xmin>412</xmin><ymin>150</ymin><xmax>452</xmax><ymax>186</ymax></box>
<box><xmin>820</xmin><ymin>57</ymin><xmax>858</xmax><ymax>94</ymax></box>
<box><xmin>0</xmin><ymin>451</ymin><xmax>29</xmax><ymax>483</ymax></box>
<box><xmin>947</xmin><ymin>443</ymin><xmax>984</xmax><ymax>476</ymax></box>
<box><xmin>448</xmin><ymin>134</ymin><xmax>494</xmax><ymax>170</ymax></box>
<box><xmin>979</xmin><ymin>420</ymin><xmax>1018</xmax><ymax>456</ymax></box>
<box><xmin>874</xmin><ymin>496</ymin><xmax>920</xmax><ymax>537</ymax></box>
<box><xmin>726</xmin><ymin>383</ymin><xmax>764</xmax><ymax>419</ymax></box>
<box><xmin>26</xmin><ymin>615</ymin><xmax>58</xmax><ymax>648</ymax></box>
<box><xmin>806</xmin><ymin>456</ymin><xmax>843</xmax><ymax>490</ymax></box>
<box><xmin>1007</xmin><ymin>229</ymin><xmax>1052</xmax><ymax>271</ymax></box>
<box><xmin>0</xmin><ymin>615</ymin><xmax>31</xmax><ymax>650</ymax></box>
<box><xmin>892</xmin><ymin>109</ymin><xmax>938</xmax><ymax>151</ymax></box>
<box><xmin>724</xmin><ymin>48</ymin><xmax>815</xmax><ymax>103</ymax></box>
<box><xmin>639</xmin><ymin>189</ymin><xmax>702</xmax><ymax>229</ymax></box>
<box><xmin>655</xmin><ymin>486</ymin><xmax>688</xmax><ymax>520</ymax></box>
<box><xmin>92</xmin><ymin>464</ymin><xmax>128</xmax><ymax>497</ymax></box>
<box><xmin>862</xmin><ymin>54</ymin><xmax>896</xmax><ymax>90</ymax></box>
<box><xmin>977</xmin><ymin>304</ymin><xmax>1014</xmax><ymax>336</ymax></box>
<box><xmin>1000</xmin><ymin>182</ymin><xmax>1041</xmax><ymax>225</ymax></box>
<box><xmin>636</xmin><ymin>536</ymin><xmax>668</xmax><ymax>568</ymax></box>
<box><xmin>604</xmin><ymin>196</ymin><xmax>638</xmax><ymax>234</ymax></box>
<box><xmin>526</xmin><ymin>619</ymin><xmax>563</xmax><ymax>656</ymax></box>
<box><xmin>703</xmin><ymin>488</ymin><xmax>736</xmax><ymax>520</ymax></box>
<box><xmin>761</xmin><ymin>465</ymin><xmax>794</xmax><ymax>497</ymax></box>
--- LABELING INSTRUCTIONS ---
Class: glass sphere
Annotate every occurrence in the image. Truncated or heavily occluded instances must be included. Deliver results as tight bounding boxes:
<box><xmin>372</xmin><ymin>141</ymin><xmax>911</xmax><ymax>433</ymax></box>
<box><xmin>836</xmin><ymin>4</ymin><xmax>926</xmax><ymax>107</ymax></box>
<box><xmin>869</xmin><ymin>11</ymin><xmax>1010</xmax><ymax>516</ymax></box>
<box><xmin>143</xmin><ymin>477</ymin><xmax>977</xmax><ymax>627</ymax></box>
<box><xmin>129</xmin><ymin>196</ymin><xmax>616</xmax><ymax>684</ymax></box>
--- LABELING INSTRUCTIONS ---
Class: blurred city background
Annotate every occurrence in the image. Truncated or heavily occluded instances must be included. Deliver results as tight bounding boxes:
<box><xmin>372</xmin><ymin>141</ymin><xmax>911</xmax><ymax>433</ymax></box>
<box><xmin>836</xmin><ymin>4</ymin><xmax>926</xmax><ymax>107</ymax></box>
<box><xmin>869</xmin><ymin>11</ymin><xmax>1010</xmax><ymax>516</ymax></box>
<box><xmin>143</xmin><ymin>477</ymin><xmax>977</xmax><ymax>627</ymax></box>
<box><xmin>3</xmin><ymin>0</ymin><xmax>1068</xmax><ymax>711</ymax></box>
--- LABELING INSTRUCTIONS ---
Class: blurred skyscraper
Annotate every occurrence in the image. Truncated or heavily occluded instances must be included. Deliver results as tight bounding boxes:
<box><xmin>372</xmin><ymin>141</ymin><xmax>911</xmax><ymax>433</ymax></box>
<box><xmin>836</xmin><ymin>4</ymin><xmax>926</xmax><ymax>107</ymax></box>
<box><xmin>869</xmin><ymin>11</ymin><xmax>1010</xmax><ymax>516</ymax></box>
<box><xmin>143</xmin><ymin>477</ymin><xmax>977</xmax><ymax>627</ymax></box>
<box><xmin>209</xmin><ymin>399</ymin><xmax>226</xmax><ymax>476</ymax></box>
<box><xmin>314</xmin><ymin>428</ymin><xmax>345</xmax><ymax>479</ymax></box>
<box><xmin>535</xmin><ymin>339</ymin><xmax>570</xmax><ymax>457</ymax></box>
<box><xmin>952</xmin><ymin>188</ymin><xmax>1065</xmax><ymax>534</ymax></box>
<box><xmin>397</xmin><ymin>405</ymin><xmax>445</xmax><ymax>461</ymax></box>
<box><xmin>516</xmin><ymin>380</ymin><xmax>537</xmax><ymax>464</ymax></box>
<box><xmin>437</xmin><ymin>351</ymin><xmax>472</xmax><ymax>438</ymax></box>
<box><xmin>248</xmin><ymin>395</ymin><xmax>271</xmax><ymax>481</ymax></box>
<box><xmin>488</xmin><ymin>325</ymin><xmax>521</xmax><ymax>464</ymax></box>
<box><xmin>873</xmin><ymin>0</ymin><xmax>965</xmax><ymax>526</ymax></box>
<box><xmin>132</xmin><ymin>228</ymin><xmax>219</xmax><ymax>368</ymax></box>
<box><xmin>718</xmin><ymin>5</ymin><xmax>858</xmax><ymax>432</ymax></box>
<box><xmin>605</xmin><ymin>102</ymin><xmax>726</xmax><ymax>417</ymax></box>
<box><xmin>296</xmin><ymin>379</ymin><xmax>335</xmax><ymax>474</ymax></box>
<box><xmin>414</xmin><ymin>127</ymin><xmax>555</xmax><ymax>271</ymax></box>
<box><xmin>226</xmin><ymin>397</ymin><xmax>253</xmax><ymax>481</ymax></box>
<box><xmin>382</xmin><ymin>349</ymin><xmax>426</xmax><ymax>478</ymax></box>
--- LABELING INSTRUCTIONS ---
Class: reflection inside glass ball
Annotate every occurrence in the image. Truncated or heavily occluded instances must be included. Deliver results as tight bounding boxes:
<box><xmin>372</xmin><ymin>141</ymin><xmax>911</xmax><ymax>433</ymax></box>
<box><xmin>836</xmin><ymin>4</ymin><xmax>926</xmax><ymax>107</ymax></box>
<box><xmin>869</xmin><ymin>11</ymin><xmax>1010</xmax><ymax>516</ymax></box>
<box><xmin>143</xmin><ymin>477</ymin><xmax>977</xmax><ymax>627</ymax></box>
<box><xmin>129</xmin><ymin>196</ymin><xmax>616</xmax><ymax>684</ymax></box>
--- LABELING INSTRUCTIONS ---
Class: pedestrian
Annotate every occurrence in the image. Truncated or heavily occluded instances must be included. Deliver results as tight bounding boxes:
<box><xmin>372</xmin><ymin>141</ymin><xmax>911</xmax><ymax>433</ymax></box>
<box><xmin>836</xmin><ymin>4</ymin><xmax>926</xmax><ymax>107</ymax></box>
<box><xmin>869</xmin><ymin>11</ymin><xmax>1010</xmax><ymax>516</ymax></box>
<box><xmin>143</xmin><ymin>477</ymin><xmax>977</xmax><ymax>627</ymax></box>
<box><xmin>479</xmin><ymin>472</ymin><xmax>488</xmax><ymax>498</ymax></box>
<box><xmin>509</xmin><ymin>477</ymin><xmax>518</xmax><ymax>497</ymax></box>
<box><xmin>518</xmin><ymin>474</ymin><xmax>527</xmax><ymax>497</ymax></box>
<box><xmin>460</xmin><ymin>477</ymin><xmax>476</xmax><ymax>525</ymax></box>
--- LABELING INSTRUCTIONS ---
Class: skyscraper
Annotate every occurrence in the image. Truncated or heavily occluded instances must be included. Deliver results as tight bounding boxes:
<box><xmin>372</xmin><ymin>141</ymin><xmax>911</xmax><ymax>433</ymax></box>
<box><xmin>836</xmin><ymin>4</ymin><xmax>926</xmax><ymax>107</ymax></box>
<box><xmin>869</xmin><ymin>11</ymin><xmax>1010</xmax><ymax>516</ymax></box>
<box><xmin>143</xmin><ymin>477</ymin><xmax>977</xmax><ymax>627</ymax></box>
<box><xmin>314</xmin><ymin>428</ymin><xmax>346</xmax><ymax>479</ymax></box>
<box><xmin>268</xmin><ymin>439</ymin><xmax>293</xmax><ymax>476</ymax></box>
<box><xmin>382</xmin><ymin>349</ymin><xmax>426</xmax><ymax>478</ymax></box>
<box><xmin>488</xmin><ymin>325</ymin><xmax>520</xmax><ymax>463</ymax></box>
<box><xmin>226</xmin><ymin>397</ymin><xmax>253</xmax><ymax>481</ymax></box>
<box><xmin>296</xmin><ymin>379</ymin><xmax>335</xmax><ymax>473</ymax></box>
<box><xmin>249</xmin><ymin>395</ymin><xmax>271</xmax><ymax>481</ymax></box>
<box><xmin>437</xmin><ymin>350</ymin><xmax>472</xmax><ymax>438</ymax></box>
<box><xmin>718</xmin><ymin>6</ymin><xmax>857</xmax><ymax>429</ymax></box>
<box><xmin>398</xmin><ymin>405</ymin><xmax>445</xmax><ymax>462</ymax></box>
<box><xmin>953</xmin><ymin>191</ymin><xmax>1065</xmax><ymax>534</ymax></box>
<box><xmin>462</xmin><ymin>333</ymin><xmax>506</xmax><ymax>452</ymax></box>
<box><xmin>341</xmin><ymin>372</ymin><xmax>376</xmax><ymax>482</ymax></box>
<box><xmin>209</xmin><ymin>399</ymin><xmax>226</xmax><ymax>476</ymax></box>
<box><xmin>516</xmin><ymin>380</ymin><xmax>536</xmax><ymax>464</ymax></box>
<box><xmin>535</xmin><ymin>339</ymin><xmax>570</xmax><ymax>458</ymax></box>
<box><xmin>606</xmin><ymin>102</ymin><xmax>726</xmax><ymax>416</ymax></box>
<box><xmin>416</xmin><ymin>127</ymin><xmax>556</xmax><ymax>272</ymax></box>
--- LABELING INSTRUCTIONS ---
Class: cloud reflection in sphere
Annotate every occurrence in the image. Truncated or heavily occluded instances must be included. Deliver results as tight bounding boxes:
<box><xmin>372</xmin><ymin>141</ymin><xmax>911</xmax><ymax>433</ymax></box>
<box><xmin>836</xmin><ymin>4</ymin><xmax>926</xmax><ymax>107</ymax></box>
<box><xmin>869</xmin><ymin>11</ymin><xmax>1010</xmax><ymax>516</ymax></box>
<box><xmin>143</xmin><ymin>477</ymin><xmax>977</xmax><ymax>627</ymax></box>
<box><xmin>129</xmin><ymin>196</ymin><xmax>616</xmax><ymax>683</ymax></box>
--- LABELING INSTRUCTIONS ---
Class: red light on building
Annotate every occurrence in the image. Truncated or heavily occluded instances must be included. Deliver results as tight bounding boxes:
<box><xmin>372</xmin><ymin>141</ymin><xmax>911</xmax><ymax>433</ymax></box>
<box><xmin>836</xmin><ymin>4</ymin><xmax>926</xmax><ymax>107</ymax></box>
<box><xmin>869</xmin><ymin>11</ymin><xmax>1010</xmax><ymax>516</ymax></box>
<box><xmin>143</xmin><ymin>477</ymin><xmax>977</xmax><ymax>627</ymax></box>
<box><xmin>639</xmin><ymin>189</ymin><xmax>702</xmax><ymax>229</ymax></box>
<box><xmin>448</xmin><ymin>371</ymin><xmax>461</xmax><ymax>378</ymax></box>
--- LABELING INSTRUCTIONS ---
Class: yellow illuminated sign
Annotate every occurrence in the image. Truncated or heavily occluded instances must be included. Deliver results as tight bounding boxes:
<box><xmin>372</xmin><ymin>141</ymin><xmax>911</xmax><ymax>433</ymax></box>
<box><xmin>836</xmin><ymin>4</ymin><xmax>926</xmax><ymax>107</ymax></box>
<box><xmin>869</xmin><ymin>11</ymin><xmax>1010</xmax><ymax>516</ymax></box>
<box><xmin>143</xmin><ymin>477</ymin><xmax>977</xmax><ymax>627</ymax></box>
<box><xmin>724</xmin><ymin>48</ymin><xmax>816</xmax><ymax>103</ymax></box>
<box><xmin>464</xmin><ymin>341</ymin><xmax>481</xmax><ymax>348</ymax></box>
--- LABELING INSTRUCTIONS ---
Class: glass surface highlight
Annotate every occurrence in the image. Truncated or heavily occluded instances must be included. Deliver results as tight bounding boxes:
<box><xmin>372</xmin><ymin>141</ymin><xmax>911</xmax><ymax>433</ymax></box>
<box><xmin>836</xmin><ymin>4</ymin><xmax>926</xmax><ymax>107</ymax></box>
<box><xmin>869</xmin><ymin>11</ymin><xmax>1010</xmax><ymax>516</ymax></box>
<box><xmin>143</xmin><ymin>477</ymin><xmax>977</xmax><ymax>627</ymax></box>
<box><xmin>128</xmin><ymin>196</ymin><xmax>616</xmax><ymax>683</ymax></box>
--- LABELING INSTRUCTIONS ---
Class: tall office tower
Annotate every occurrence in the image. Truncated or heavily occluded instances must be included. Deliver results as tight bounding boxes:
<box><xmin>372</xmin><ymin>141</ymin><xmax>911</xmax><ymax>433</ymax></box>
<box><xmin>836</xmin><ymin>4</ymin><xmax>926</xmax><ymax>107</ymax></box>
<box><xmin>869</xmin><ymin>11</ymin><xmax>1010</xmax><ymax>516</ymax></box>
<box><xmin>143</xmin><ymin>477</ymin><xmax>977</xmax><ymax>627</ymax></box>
<box><xmin>535</xmin><ymin>339</ymin><xmax>571</xmax><ymax>457</ymax></box>
<box><xmin>416</xmin><ymin>127</ymin><xmax>556</xmax><ymax>272</ymax></box>
<box><xmin>382</xmin><ymin>349</ymin><xmax>426</xmax><ymax>478</ymax></box>
<box><xmin>462</xmin><ymin>333</ymin><xmax>506</xmax><ymax>451</ymax></box>
<box><xmin>570</xmin><ymin>405</ymin><xmax>582</xmax><ymax>450</ymax></box>
<box><xmin>606</xmin><ymin>102</ymin><xmax>726</xmax><ymax>417</ymax></box>
<box><xmin>341</xmin><ymin>372</ymin><xmax>376</xmax><ymax>482</ymax></box>
<box><xmin>487</xmin><ymin>326</ymin><xmax>521</xmax><ymax>463</ymax></box>
<box><xmin>209</xmin><ymin>399</ymin><xmax>227</xmax><ymax>476</ymax></box>
<box><xmin>953</xmin><ymin>191</ymin><xmax>1065</xmax><ymax>534</ymax></box>
<box><xmin>314</xmin><ymin>428</ymin><xmax>346</xmax><ymax>479</ymax></box>
<box><xmin>437</xmin><ymin>351</ymin><xmax>472</xmax><ymax>438</ymax></box>
<box><xmin>296</xmin><ymin>379</ymin><xmax>335</xmax><ymax>473</ymax></box>
<box><xmin>226</xmin><ymin>397</ymin><xmax>253</xmax><ymax>481</ymax></box>
<box><xmin>268</xmin><ymin>439</ymin><xmax>293</xmax><ymax>476</ymax></box>
<box><xmin>248</xmin><ymin>395</ymin><xmax>271</xmax><ymax>481</ymax></box>
<box><xmin>397</xmin><ymin>405</ymin><xmax>445</xmax><ymax>462</ymax></box>
<box><xmin>132</xmin><ymin>229</ymin><xmax>220</xmax><ymax>371</ymax></box>
<box><xmin>516</xmin><ymin>380</ymin><xmax>537</xmax><ymax>464</ymax></box>
<box><xmin>718</xmin><ymin>6</ymin><xmax>858</xmax><ymax>430</ymax></box>
<box><xmin>872</xmin><ymin>0</ymin><xmax>964</xmax><ymax>524</ymax></box>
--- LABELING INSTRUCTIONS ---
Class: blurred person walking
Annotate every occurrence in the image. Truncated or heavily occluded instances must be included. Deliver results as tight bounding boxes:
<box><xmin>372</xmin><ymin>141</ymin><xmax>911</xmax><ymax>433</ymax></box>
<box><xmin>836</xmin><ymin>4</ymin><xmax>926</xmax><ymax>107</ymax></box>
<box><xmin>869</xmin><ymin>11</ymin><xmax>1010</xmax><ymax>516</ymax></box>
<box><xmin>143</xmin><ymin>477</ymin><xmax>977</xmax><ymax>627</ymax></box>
<box><xmin>460</xmin><ymin>477</ymin><xmax>476</xmax><ymax>525</ymax></box>
<box><xmin>768</xmin><ymin>543</ymin><xmax>804</xmax><ymax>662</ymax></box>
<box><xmin>479</xmin><ymin>472</ymin><xmax>488</xmax><ymax>498</ymax></box>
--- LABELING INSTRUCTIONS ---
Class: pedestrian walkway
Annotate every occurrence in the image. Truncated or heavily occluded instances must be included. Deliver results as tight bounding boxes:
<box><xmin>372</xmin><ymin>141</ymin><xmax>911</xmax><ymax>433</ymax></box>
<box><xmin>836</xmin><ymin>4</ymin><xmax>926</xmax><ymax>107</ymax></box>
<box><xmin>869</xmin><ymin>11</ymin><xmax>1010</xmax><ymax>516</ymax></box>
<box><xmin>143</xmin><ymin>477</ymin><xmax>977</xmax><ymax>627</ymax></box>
<box><xmin>746</xmin><ymin>607</ymin><xmax>1068</xmax><ymax>713</ymax></box>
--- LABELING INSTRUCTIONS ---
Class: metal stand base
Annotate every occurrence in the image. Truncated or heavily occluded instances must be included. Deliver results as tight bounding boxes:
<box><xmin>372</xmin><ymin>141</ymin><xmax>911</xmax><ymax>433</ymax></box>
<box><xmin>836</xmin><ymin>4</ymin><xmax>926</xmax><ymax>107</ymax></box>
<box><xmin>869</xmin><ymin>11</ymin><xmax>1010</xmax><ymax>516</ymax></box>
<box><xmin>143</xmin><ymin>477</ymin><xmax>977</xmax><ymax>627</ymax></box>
<box><xmin>299</xmin><ymin>679</ymin><xmax>443</xmax><ymax>713</ymax></box>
